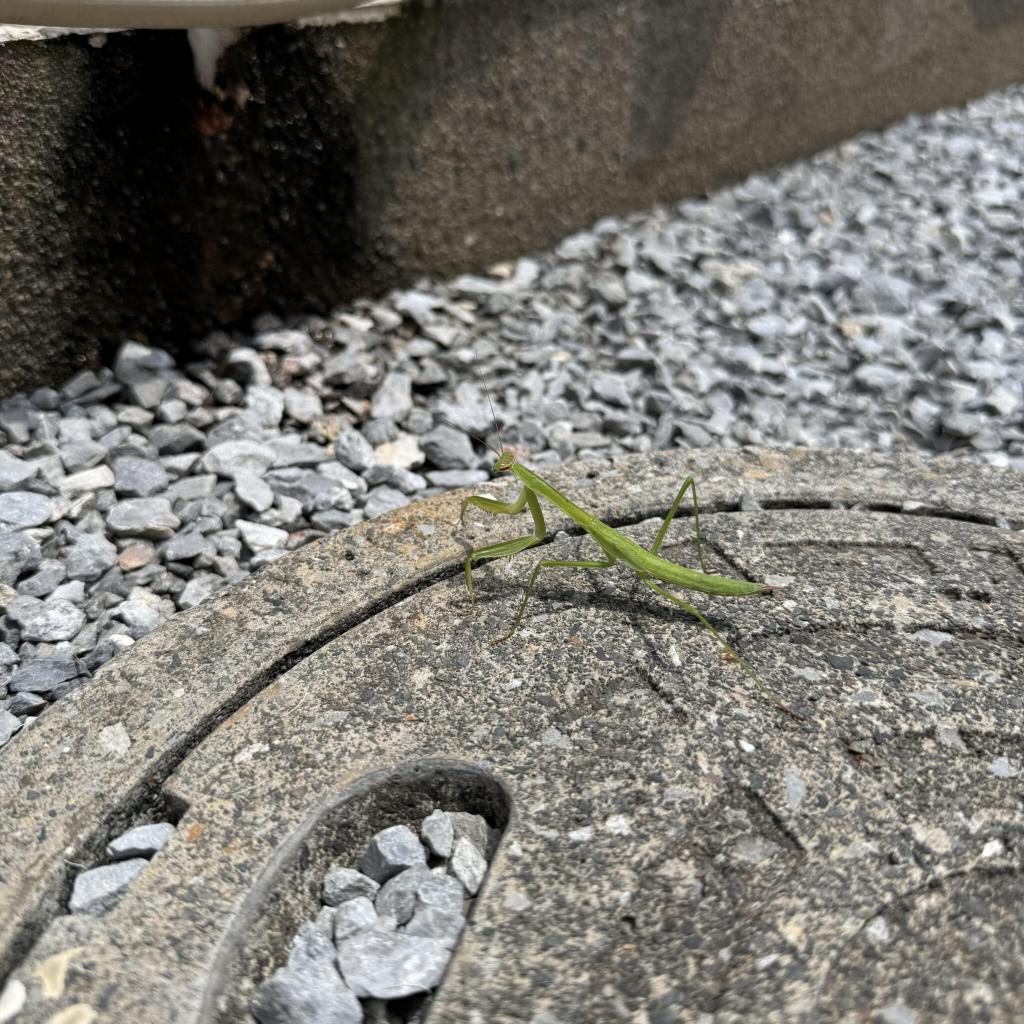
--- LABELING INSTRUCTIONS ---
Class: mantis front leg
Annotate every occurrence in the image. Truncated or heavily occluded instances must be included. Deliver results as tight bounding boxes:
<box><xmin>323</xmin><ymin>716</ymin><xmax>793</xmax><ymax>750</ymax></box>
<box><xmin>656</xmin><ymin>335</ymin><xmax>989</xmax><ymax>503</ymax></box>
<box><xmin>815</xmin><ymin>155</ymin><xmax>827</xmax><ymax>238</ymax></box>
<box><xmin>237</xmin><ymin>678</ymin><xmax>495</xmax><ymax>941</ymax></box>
<box><xmin>461</xmin><ymin>488</ymin><xmax>547</xmax><ymax>603</ymax></box>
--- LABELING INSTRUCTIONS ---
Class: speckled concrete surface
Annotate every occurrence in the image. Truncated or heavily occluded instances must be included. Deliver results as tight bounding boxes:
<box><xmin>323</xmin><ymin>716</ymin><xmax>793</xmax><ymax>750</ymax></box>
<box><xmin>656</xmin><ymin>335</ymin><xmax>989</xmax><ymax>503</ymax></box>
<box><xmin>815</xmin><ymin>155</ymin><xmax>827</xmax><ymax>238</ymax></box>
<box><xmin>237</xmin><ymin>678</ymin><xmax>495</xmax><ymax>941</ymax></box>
<box><xmin>0</xmin><ymin>448</ymin><xmax>1022</xmax><ymax>1022</ymax></box>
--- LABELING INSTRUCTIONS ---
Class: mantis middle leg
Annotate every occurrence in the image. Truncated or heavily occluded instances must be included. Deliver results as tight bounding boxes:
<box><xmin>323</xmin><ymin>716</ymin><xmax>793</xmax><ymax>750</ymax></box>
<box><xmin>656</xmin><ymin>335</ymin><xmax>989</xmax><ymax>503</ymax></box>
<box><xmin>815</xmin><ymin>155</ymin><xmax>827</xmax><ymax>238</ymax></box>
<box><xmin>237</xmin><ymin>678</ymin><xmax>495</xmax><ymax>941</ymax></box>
<box><xmin>649</xmin><ymin>476</ymin><xmax>707</xmax><ymax>572</ymax></box>
<box><xmin>496</xmin><ymin>554</ymin><xmax>617</xmax><ymax>644</ymax></box>
<box><xmin>462</xmin><ymin>488</ymin><xmax>547</xmax><ymax>603</ymax></box>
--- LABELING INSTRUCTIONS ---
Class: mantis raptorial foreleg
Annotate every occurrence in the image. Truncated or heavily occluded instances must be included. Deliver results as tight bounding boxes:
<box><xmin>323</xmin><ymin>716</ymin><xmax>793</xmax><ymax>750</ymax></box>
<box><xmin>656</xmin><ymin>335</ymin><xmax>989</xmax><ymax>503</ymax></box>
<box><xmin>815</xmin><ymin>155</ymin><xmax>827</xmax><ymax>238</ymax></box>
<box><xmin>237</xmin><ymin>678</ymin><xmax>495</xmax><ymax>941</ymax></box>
<box><xmin>497</xmin><ymin>555</ymin><xmax>618</xmax><ymax>644</ymax></box>
<box><xmin>649</xmin><ymin>476</ymin><xmax>707</xmax><ymax>572</ymax></box>
<box><xmin>459</xmin><ymin>488</ymin><xmax>528</xmax><ymax>525</ymax></box>
<box><xmin>461</xmin><ymin>488</ymin><xmax>546</xmax><ymax>603</ymax></box>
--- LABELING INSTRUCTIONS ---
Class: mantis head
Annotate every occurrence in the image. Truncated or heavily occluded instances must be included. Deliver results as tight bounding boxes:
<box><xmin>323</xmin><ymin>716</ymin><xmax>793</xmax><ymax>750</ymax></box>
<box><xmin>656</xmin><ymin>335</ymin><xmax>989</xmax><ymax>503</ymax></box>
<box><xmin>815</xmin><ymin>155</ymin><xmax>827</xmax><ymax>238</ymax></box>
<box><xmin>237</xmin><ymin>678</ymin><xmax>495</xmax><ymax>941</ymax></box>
<box><xmin>492</xmin><ymin>450</ymin><xmax>518</xmax><ymax>473</ymax></box>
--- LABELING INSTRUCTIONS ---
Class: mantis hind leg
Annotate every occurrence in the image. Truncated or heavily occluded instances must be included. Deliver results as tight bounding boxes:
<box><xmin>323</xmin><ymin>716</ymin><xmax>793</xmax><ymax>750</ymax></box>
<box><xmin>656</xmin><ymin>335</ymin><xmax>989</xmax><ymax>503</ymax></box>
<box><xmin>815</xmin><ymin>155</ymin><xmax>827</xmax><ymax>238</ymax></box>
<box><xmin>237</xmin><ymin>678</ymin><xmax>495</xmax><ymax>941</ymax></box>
<box><xmin>641</xmin><ymin>579</ymin><xmax>801</xmax><ymax>720</ymax></box>
<box><xmin>650</xmin><ymin>476</ymin><xmax>707</xmax><ymax>572</ymax></box>
<box><xmin>463</xmin><ymin>489</ymin><xmax>546</xmax><ymax>603</ymax></box>
<box><xmin>496</xmin><ymin>555</ymin><xmax>617</xmax><ymax>644</ymax></box>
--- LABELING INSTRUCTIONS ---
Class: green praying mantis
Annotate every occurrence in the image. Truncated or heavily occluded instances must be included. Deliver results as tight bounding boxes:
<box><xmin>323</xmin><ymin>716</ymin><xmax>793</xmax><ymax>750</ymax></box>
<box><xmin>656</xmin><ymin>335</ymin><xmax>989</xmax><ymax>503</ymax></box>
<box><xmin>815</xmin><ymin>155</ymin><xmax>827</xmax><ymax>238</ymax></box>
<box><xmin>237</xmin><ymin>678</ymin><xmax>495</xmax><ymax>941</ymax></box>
<box><xmin>451</xmin><ymin>401</ymin><xmax>799</xmax><ymax>718</ymax></box>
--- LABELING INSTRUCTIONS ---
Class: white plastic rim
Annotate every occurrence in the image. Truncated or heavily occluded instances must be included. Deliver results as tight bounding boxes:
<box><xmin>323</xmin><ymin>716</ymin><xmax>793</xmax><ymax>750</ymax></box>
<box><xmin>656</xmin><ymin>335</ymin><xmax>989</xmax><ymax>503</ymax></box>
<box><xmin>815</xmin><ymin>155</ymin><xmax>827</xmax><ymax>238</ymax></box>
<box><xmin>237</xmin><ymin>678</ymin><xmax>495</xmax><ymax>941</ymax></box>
<box><xmin>0</xmin><ymin>0</ymin><xmax>390</xmax><ymax>29</ymax></box>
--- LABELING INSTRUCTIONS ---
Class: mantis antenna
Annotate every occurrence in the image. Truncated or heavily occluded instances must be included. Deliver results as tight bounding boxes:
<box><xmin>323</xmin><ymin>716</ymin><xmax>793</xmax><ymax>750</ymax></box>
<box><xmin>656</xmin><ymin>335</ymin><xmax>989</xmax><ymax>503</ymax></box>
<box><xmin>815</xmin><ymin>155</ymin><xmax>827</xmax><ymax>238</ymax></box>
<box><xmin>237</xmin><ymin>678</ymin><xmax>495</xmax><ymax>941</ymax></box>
<box><xmin>434</xmin><ymin>414</ymin><xmax>500</xmax><ymax>456</ymax></box>
<box><xmin>476</xmin><ymin>364</ymin><xmax>504</xmax><ymax>455</ymax></box>
<box><xmin>433</xmin><ymin>356</ymin><xmax>507</xmax><ymax>457</ymax></box>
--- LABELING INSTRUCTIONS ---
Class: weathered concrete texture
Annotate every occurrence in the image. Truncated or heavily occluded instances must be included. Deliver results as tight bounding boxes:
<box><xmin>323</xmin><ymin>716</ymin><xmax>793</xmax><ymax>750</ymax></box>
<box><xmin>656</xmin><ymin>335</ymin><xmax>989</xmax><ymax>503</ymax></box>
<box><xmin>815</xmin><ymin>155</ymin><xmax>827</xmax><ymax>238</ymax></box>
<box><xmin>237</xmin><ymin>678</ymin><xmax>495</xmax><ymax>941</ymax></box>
<box><xmin>0</xmin><ymin>450</ymin><xmax>1023</xmax><ymax>1021</ymax></box>
<box><xmin>4</xmin><ymin>0</ymin><xmax>1024</xmax><ymax>394</ymax></box>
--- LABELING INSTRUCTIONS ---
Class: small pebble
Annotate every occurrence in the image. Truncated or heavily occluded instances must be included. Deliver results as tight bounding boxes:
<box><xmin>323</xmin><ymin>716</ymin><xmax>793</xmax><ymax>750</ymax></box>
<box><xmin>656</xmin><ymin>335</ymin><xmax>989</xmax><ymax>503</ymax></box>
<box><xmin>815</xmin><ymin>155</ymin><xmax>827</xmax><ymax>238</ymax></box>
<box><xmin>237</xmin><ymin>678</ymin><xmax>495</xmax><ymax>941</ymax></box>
<box><xmin>333</xmin><ymin>896</ymin><xmax>378</xmax><ymax>943</ymax></box>
<box><xmin>421</xmin><ymin>809</ymin><xmax>454</xmax><ymax>859</ymax></box>
<box><xmin>359</xmin><ymin>825</ymin><xmax>427</xmax><ymax>884</ymax></box>
<box><xmin>106</xmin><ymin>822</ymin><xmax>175</xmax><ymax>860</ymax></box>
<box><xmin>68</xmin><ymin>859</ymin><xmax>148</xmax><ymax>914</ymax></box>
<box><xmin>337</xmin><ymin>931</ymin><xmax>449</xmax><ymax>1000</ymax></box>
<box><xmin>450</xmin><ymin>837</ymin><xmax>488</xmax><ymax>895</ymax></box>
<box><xmin>323</xmin><ymin>866</ymin><xmax>381</xmax><ymax>906</ymax></box>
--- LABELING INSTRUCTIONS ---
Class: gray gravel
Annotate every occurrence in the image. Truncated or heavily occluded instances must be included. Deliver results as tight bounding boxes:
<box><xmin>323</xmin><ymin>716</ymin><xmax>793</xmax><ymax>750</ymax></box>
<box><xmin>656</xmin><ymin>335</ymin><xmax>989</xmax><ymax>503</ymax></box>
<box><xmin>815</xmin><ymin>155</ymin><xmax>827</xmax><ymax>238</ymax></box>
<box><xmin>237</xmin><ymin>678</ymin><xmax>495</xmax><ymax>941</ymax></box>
<box><xmin>68</xmin><ymin>858</ymin><xmax>149</xmax><ymax>916</ymax></box>
<box><xmin>64</xmin><ymin>819</ymin><xmax>177</xmax><ymax>915</ymax></box>
<box><xmin>251</xmin><ymin>808</ymin><xmax>494</xmax><ymax>1023</ymax></box>
<box><xmin>1</xmin><ymin>85</ymin><xmax>1023</xmax><ymax>741</ymax></box>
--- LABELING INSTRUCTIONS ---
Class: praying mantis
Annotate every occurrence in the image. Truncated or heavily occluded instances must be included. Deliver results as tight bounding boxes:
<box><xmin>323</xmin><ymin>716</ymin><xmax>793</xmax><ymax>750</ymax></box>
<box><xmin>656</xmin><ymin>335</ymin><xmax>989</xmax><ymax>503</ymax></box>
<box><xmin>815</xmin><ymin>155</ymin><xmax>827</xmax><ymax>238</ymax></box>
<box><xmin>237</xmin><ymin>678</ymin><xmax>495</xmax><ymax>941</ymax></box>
<box><xmin>454</xmin><ymin>413</ymin><xmax>797</xmax><ymax>717</ymax></box>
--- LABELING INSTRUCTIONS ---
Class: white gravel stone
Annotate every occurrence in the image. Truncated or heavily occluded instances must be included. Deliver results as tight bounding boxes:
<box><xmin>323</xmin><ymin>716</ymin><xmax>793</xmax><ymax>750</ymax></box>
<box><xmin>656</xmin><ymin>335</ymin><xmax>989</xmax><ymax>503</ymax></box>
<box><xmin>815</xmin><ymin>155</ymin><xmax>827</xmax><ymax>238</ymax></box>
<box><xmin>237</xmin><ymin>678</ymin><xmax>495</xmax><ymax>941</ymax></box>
<box><xmin>16</xmin><ymin>599</ymin><xmax>86</xmax><ymax>642</ymax></box>
<box><xmin>313</xmin><ymin>905</ymin><xmax>336</xmax><ymax>937</ymax></box>
<box><xmin>363</xmin><ymin>485</ymin><xmax>410</xmax><ymax>519</ymax></box>
<box><xmin>0</xmin><ymin>492</ymin><xmax>52</xmax><ymax>528</ymax></box>
<box><xmin>235</xmin><ymin>474</ymin><xmax>275</xmax><ymax>513</ymax></box>
<box><xmin>252</xmin><ymin>956</ymin><xmax>361</xmax><ymax>1024</ymax></box>
<box><xmin>161</xmin><ymin>530</ymin><xmax>212</xmax><ymax>563</ymax></box>
<box><xmin>236</xmin><ymin>519</ymin><xmax>290</xmax><ymax>553</ymax></box>
<box><xmin>201</xmin><ymin>440</ymin><xmax>275</xmax><ymax>479</ymax></box>
<box><xmin>107</xmin><ymin>497</ymin><xmax>180</xmax><ymax>539</ymax></box>
<box><xmin>58</xmin><ymin>465</ymin><xmax>116</xmax><ymax>494</ymax></box>
<box><xmin>112</xmin><ymin>456</ymin><xmax>170</xmax><ymax>497</ymax></box>
<box><xmin>370</xmin><ymin>371</ymin><xmax>413</xmax><ymax>422</ymax></box>
<box><xmin>61</xmin><ymin>439</ymin><xmax>107</xmax><ymax>473</ymax></box>
<box><xmin>0</xmin><ymin>711</ymin><xmax>23</xmax><ymax>748</ymax></box>
<box><xmin>283</xmin><ymin>387</ymin><xmax>323</xmax><ymax>424</ymax></box>
<box><xmin>421</xmin><ymin>809</ymin><xmax>454</xmax><ymax>858</ymax></box>
<box><xmin>334</xmin><ymin>427</ymin><xmax>375</xmax><ymax>473</ymax></box>
<box><xmin>450</xmin><ymin>836</ymin><xmax>488</xmax><ymax>895</ymax></box>
<box><xmin>404</xmin><ymin>905</ymin><xmax>465</xmax><ymax>950</ymax></box>
<box><xmin>268</xmin><ymin>438</ymin><xmax>327</xmax><ymax>468</ymax></box>
<box><xmin>374</xmin><ymin>433</ymin><xmax>424</xmax><ymax>470</ymax></box>
<box><xmin>332</xmin><ymin>896</ymin><xmax>378</xmax><ymax>943</ymax></box>
<box><xmin>359</xmin><ymin>825</ymin><xmax>427</xmax><ymax>883</ymax></box>
<box><xmin>115</xmin><ymin>599</ymin><xmax>163</xmax><ymax>639</ymax></box>
<box><xmin>226</xmin><ymin>348</ymin><xmax>272</xmax><ymax>388</ymax></box>
<box><xmin>65</xmin><ymin>533</ymin><xmax>118</xmax><ymax>581</ymax></box>
<box><xmin>414</xmin><ymin>873</ymin><xmax>465</xmax><ymax>915</ymax></box>
<box><xmin>69</xmin><ymin>858</ymin><xmax>148</xmax><ymax>914</ymax></box>
<box><xmin>0</xmin><ymin>451</ymin><xmax>38</xmax><ymax>490</ymax></box>
<box><xmin>7</xmin><ymin>656</ymin><xmax>86</xmax><ymax>696</ymax></box>
<box><xmin>253</xmin><ymin>328</ymin><xmax>311</xmax><ymax>354</ymax></box>
<box><xmin>420</xmin><ymin>426</ymin><xmax>476</xmax><ymax>469</ymax></box>
<box><xmin>177</xmin><ymin>574</ymin><xmax>226</xmax><ymax>609</ymax></box>
<box><xmin>0</xmin><ymin>533</ymin><xmax>41</xmax><ymax>586</ymax></box>
<box><xmin>166</xmin><ymin>473</ymin><xmax>216</xmax><ymax>501</ymax></box>
<box><xmin>323</xmin><ymin>866</ymin><xmax>380</xmax><ymax>906</ymax></box>
<box><xmin>17</xmin><ymin>559</ymin><xmax>66</xmax><ymax>598</ymax></box>
<box><xmin>106</xmin><ymin>822</ymin><xmax>175</xmax><ymax>860</ymax></box>
<box><xmin>336</xmin><ymin>930</ymin><xmax>450</xmax><ymax>1000</ymax></box>
<box><xmin>448</xmin><ymin>811</ymin><xmax>491</xmax><ymax>856</ymax></box>
<box><xmin>56</xmin><ymin>581</ymin><xmax>93</xmax><ymax>612</ymax></box>
<box><xmin>246</xmin><ymin>386</ymin><xmax>285</xmax><ymax>429</ymax></box>
<box><xmin>374</xmin><ymin>865</ymin><xmax>433</xmax><ymax>925</ymax></box>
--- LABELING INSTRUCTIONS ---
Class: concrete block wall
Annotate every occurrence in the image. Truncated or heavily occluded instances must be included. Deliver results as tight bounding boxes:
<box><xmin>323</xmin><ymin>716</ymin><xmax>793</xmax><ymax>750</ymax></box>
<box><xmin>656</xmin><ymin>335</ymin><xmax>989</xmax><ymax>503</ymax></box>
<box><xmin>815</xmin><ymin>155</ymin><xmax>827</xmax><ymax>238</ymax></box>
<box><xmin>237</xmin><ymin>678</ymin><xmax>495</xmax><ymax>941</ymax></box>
<box><xmin>2</xmin><ymin>0</ymin><xmax>1024</xmax><ymax>396</ymax></box>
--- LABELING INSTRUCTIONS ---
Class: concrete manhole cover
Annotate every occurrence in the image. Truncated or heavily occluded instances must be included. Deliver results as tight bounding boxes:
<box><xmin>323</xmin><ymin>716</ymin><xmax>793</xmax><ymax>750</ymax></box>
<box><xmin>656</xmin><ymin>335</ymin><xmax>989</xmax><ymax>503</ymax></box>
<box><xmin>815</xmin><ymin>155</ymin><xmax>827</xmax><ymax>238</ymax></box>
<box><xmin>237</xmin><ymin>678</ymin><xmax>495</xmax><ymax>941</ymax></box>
<box><xmin>0</xmin><ymin>449</ymin><xmax>1022</xmax><ymax>1023</ymax></box>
